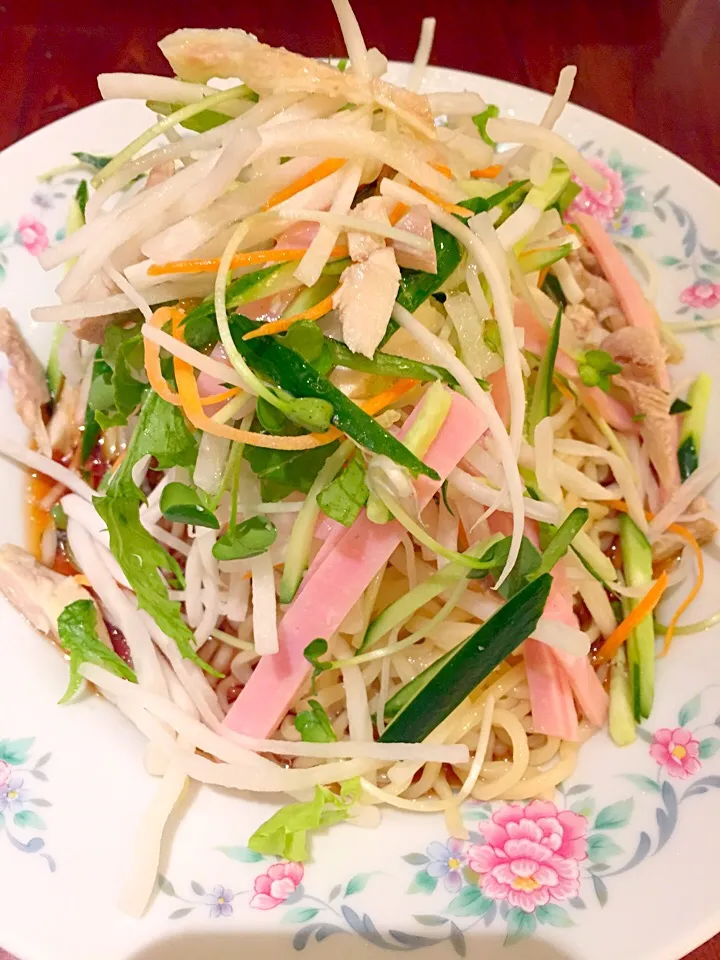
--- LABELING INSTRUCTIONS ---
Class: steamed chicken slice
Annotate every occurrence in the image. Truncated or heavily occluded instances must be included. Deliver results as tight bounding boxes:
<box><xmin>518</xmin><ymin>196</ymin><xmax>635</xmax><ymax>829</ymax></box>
<box><xmin>347</xmin><ymin>196</ymin><xmax>391</xmax><ymax>262</ymax></box>
<box><xmin>158</xmin><ymin>28</ymin><xmax>436</xmax><ymax>138</ymax></box>
<box><xmin>392</xmin><ymin>204</ymin><xmax>437</xmax><ymax>272</ymax></box>
<box><xmin>0</xmin><ymin>543</ymin><xmax>108</xmax><ymax>642</ymax></box>
<box><xmin>333</xmin><ymin>245</ymin><xmax>400</xmax><ymax>358</ymax></box>
<box><xmin>0</xmin><ymin>308</ymin><xmax>51</xmax><ymax>455</ymax></box>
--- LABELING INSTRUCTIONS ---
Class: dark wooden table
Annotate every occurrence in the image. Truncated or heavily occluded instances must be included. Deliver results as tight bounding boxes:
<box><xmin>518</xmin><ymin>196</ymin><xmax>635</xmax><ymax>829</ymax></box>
<box><xmin>0</xmin><ymin>0</ymin><xmax>718</xmax><ymax>957</ymax></box>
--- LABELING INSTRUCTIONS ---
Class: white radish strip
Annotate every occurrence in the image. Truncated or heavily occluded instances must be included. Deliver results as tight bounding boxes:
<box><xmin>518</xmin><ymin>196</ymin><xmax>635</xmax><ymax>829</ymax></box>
<box><xmin>0</xmin><ymin>437</ymin><xmax>96</xmax><ymax>501</ymax></box>
<box><xmin>31</xmin><ymin>279</ymin><xmax>213</xmax><ymax>324</ymax></box>
<box><xmin>553</xmin><ymin>438</ymin><xmax>647</xmax><ymax>532</ymax></box>
<box><xmin>533</xmin><ymin>619</ymin><xmax>590</xmax><ymax>656</ymax></box>
<box><xmin>146</xmin><ymin>525</ymin><xmax>190</xmax><ymax>556</ymax></box>
<box><xmin>435</xmin><ymin>497</ymin><xmax>459</xmax><ymax>570</ymax></box>
<box><xmin>140</xmin><ymin>613</ymin><xmax>225</xmax><ymax>726</ymax></box>
<box><xmin>449</xmin><ymin>469</ymin><xmax>559</xmax><ymax>523</ymax></box>
<box><xmin>158</xmin><ymin>657</ymin><xmax>199</xmax><ymax>719</ymax></box>
<box><xmin>392</xmin><ymin>302</ymin><xmax>523</xmax><ymax>590</ymax></box>
<box><xmin>119</xmin><ymin>758</ymin><xmax>188</xmax><ymax>917</ymax></box>
<box><xmin>60</xmin><ymin>495</ymin><xmax>129</xmax><ymax>587</ymax></box>
<box><xmin>551</xmin><ymin>258</ymin><xmax>584</xmax><ymax>304</ymax></box>
<box><xmin>99</xmin><ymin>74</ymin><xmax>249</xmax><ymax>116</ymax></box>
<box><xmin>195</xmin><ymin>531</ymin><xmax>221</xmax><ymax>645</ymax></box>
<box><xmin>67</xmin><ymin>520</ymin><xmax>168</xmax><ymax>698</ymax></box>
<box><xmin>335</xmin><ymin>636</ymin><xmax>373</xmax><ymax>742</ymax></box>
<box><xmin>649</xmin><ymin>456</ymin><xmax>720</xmax><ymax>538</ymax></box>
<box><xmin>269</xmin><ymin>207</ymin><xmax>432</xmax><ymax>250</ymax></box>
<box><xmin>487</xmin><ymin>116</ymin><xmax>605</xmax><ymax>191</ymax></box>
<box><xmin>140</xmin><ymin>324</ymin><xmax>246</xmax><ymax>386</ymax></box>
<box><xmin>294</xmin><ymin>160</ymin><xmax>361</xmax><ymax>287</ymax></box>
<box><xmin>331</xmin><ymin>0</ymin><xmax>370</xmax><ymax>78</ymax></box>
<box><xmin>104</xmin><ymin>263</ymin><xmax>153</xmax><ymax>321</ymax></box>
<box><xmin>194</xmin><ymin>432</ymin><xmax>230</xmax><ymax>495</ymax></box>
<box><xmin>257</xmin><ymin>120</ymin><xmax>462</xmax><ymax>201</ymax></box>
<box><xmin>533</xmin><ymin>418</ymin><xmax>563</xmax><ymax>504</ymax></box>
<box><xmin>251</xmin><ymin>552</ymin><xmax>279</xmax><ymax>655</ymax></box>
<box><xmin>81</xmin><ymin>663</ymin><xmax>469</xmax><ymax>766</ymax></box>
<box><xmin>427</xmin><ymin>92</ymin><xmax>487</xmax><ymax>116</ymax></box>
<box><xmin>184</xmin><ymin>537</ymin><xmax>204</xmax><ymax>629</ymax></box>
<box><xmin>509</xmin><ymin>66</ymin><xmax>577</xmax><ymax>172</ymax></box>
<box><xmin>225</xmin><ymin>573</ymin><xmax>250</xmax><ymax>623</ymax></box>
<box><xmin>408</xmin><ymin>17</ymin><xmax>436</xmax><ymax>91</ymax></box>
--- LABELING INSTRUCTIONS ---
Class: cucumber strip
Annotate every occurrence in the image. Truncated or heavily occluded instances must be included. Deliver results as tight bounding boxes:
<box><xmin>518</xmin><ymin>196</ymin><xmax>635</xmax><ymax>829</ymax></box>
<box><xmin>609</xmin><ymin>647</ymin><xmax>637</xmax><ymax>746</ymax></box>
<box><xmin>678</xmin><ymin>372</ymin><xmax>711</xmax><ymax>481</ymax></box>
<box><xmin>402</xmin><ymin>381</ymin><xmax>452</xmax><ymax>459</ymax></box>
<box><xmin>517</xmin><ymin>242</ymin><xmax>573</xmax><ymax>275</ymax></box>
<box><xmin>527</xmin><ymin>304</ymin><xmax>562</xmax><ymax>437</ymax></box>
<box><xmin>279</xmin><ymin>441</ymin><xmax>352</xmax><ymax>604</ymax></box>
<box><xmin>359</xmin><ymin>538</ymin><xmax>500</xmax><ymax>654</ymax></box>
<box><xmin>379</xmin><ymin>575</ymin><xmax>552</xmax><ymax>742</ymax></box>
<box><xmin>47</xmin><ymin>325</ymin><xmax>67</xmax><ymax>401</ymax></box>
<box><xmin>619</xmin><ymin>514</ymin><xmax>655</xmax><ymax>721</ymax></box>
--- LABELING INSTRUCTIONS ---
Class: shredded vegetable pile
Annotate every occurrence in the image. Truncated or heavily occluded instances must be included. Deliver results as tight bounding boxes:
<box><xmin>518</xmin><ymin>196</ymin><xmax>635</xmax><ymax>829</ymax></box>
<box><xmin>1</xmin><ymin>0</ymin><xmax>719</xmax><ymax>917</ymax></box>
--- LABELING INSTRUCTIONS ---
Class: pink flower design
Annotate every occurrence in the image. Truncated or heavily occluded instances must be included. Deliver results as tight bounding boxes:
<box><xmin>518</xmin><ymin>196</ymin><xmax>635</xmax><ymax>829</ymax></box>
<box><xmin>0</xmin><ymin>760</ymin><xmax>10</xmax><ymax>788</ymax></box>
<box><xmin>468</xmin><ymin>800</ymin><xmax>587</xmax><ymax>914</ymax></box>
<box><xmin>679</xmin><ymin>282</ymin><xmax>720</xmax><ymax>311</ymax></box>
<box><xmin>250</xmin><ymin>861</ymin><xmax>304</xmax><ymax>910</ymax></box>
<box><xmin>569</xmin><ymin>159</ymin><xmax>625</xmax><ymax>224</ymax></box>
<box><xmin>17</xmin><ymin>215</ymin><xmax>49</xmax><ymax>256</ymax></box>
<box><xmin>650</xmin><ymin>728</ymin><xmax>701</xmax><ymax>779</ymax></box>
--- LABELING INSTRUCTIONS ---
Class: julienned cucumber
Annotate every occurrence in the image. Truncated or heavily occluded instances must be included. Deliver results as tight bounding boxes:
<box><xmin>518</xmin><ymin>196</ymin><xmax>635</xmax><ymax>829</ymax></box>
<box><xmin>619</xmin><ymin>514</ymin><xmax>655</xmax><ymax>722</ymax></box>
<box><xmin>609</xmin><ymin>646</ymin><xmax>636</xmax><ymax>746</ymax></box>
<box><xmin>379</xmin><ymin>575</ymin><xmax>552</xmax><ymax>742</ymax></box>
<box><xmin>678</xmin><ymin>372</ymin><xmax>711</xmax><ymax>481</ymax></box>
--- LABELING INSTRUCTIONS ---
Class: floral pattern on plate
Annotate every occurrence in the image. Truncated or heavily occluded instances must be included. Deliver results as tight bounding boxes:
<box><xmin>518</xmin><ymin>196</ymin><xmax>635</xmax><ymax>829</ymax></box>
<box><xmin>0</xmin><ymin>737</ymin><xmax>56</xmax><ymax>871</ymax></box>
<box><xmin>157</xmin><ymin>686</ymin><xmax>720</xmax><ymax>954</ymax></box>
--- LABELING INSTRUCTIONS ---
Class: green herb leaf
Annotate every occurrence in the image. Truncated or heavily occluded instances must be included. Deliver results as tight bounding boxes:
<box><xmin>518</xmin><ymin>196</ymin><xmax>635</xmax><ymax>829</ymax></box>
<box><xmin>325</xmin><ymin>337</ymin><xmax>458</xmax><ymax>386</ymax></box>
<box><xmin>57</xmin><ymin>599</ymin><xmax>136</xmax><ymax>704</ymax></box>
<box><xmin>255</xmin><ymin>396</ymin><xmax>289</xmax><ymax>434</ymax></box>
<box><xmin>248</xmin><ymin>782</ymin><xmax>358</xmax><ymax>862</ymax></box>
<box><xmin>75</xmin><ymin>179</ymin><xmax>89</xmax><ymax>218</ymax></box>
<box><xmin>542</xmin><ymin>272</ymin><xmax>567</xmax><ymax>308</ymax></box>
<box><xmin>160</xmin><ymin>482</ymin><xmax>219</xmax><ymax>529</ymax></box>
<box><xmin>458</xmin><ymin>180</ymin><xmax>530</xmax><ymax>221</ymax></box>
<box><xmin>303</xmin><ymin>638</ymin><xmax>333</xmax><ymax>692</ymax></box>
<box><xmin>585</xmin><ymin>349</ymin><xmax>622</xmax><ymax>374</ymax></box>
<box><xmin>483</xmin><ymin>319</ymin><xmax>503</xmax><ymax>356</ymax></box>
<box><xmin>230</xmin><ymin>315</ymin><xmax>438</xmax><ymax>479</ymax></box>
<box><xmin>91</xmin><ymin>320</ymin><xmax>148</xmax><ymax>431</ymax></box>
<box><xmin>294</xmin><ymin>700</ymin><xmax>337</xmax><ymax>743</ymax></box>
<box><xmin>284</xmin><ymin>321</ymin><xmax>333</xmax><ymax>375</ymax></box>
<box><xmin>317</xmin><ymin>454</ymin><xmax>369</xmax><ymax>527</ymax></box>
<box><xmin>380</xmin><ymin>575</ymin><xmax>552</xmax><ymax>741</ymax></box>
<box><xmin>50</xmin><ymin>502</ymin><xmax>67</xmax><ymax>531</ymax></box>
<box><xmin>93</xmin><ymin>393</ymin><xmax>217</xmax><ymax>675</ymax></box>
<box><xmin>212</xmin><ymin>515</ymin><xmax>277</xmax><ymax>561</ymax></box>
<box><xmin>577</xmin><ymin>349</ymin><xmax>621</xmax><ymax>393</ymax></box>
<box><xmin>440</xmin><ymin>479</ymin><xmax>454</xmax><ymax>517</ymax></box>
<box><xmin>245</xmin><ymin>440</ymin><xmax>340</xmax><ymax>502</ymax></box>
<box><xmin>669</xmin><ymin>397</ymin><xmax>692</xmax><ymax>415</ymax></box>
<box><xmin>472</xmin><ymin>104</ymin><xmax>500</xmax><ymax>148</ymax></box>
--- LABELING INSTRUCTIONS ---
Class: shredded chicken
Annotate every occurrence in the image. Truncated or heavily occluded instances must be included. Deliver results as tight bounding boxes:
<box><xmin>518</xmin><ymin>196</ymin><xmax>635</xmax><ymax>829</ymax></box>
<box><xmin>158</xmin><ymin>28</ymin><xmax>436</xmax><ymax>138</ymax></box>
<box><xmin>0</xmin><ymin>543</ymin><xmax>108</xmax><ymax>641</ymax></box>
<box><xmin>618</xmin><ymin>376</ymin><xmax>679</xmax><ymax>493</ymax></box>
<box><xmin>392</xmin><ymin>204</ymin><xmax>437</xmax><ymax>272</ymax></box>
<box><xmin>347</xmin><ymin>196</ymin><xmax>390</xmax><ymax>262</ymax></box>
<box><xmin>603</xmin><ymin>326</ymin><xmax>668</xmax><ymax>390</ymax></box>
<box><xmin>333</xmin><ymin>246</ymin><xmax>400</xmax><ymax>357</ymax></box>
<box><xmin>0</xmin><ymin>308</ymin><xmax>51</xmax><ymax>455</ymax></box>
<box><xmin>566</xmin><ymin>304</ymin><xmax>604</xmax><ymax>344</ymax></box>
<box><xmin>652</xmin><ymin>499</ymin><xmax>717</xmax><ymax>562</ymax></box>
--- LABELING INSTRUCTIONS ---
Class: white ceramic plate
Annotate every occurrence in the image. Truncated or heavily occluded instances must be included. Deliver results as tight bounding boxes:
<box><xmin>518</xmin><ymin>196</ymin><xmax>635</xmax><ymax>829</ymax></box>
<box><xmin>1</xmin><ymin>63</ymin><xmax>720</xmax><ymax>960</ymax></box>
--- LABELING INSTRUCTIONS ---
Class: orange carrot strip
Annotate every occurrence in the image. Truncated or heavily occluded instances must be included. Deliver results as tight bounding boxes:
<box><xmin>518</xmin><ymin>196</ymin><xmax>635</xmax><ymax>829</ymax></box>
<box><xmin>360</xmin><ymin>379</ymin><xmax>418</xmax><ymax>416</ymax></box>
<box><xmin>241</xmin><ymin>290</ymin><xmax>338</xmax><ymax>340</ymax></box>
<box><xmin>409</xmin><ymin>181</ymin><xmax>471</xmax><ymax>218</ymax></box>
<box><xmin>199</xmin><ymin>386</ymin><xmax>241</xmax><ymax>407</ymax></box>
<box><xmin>661</xmin><ymin>523</ymin><xmax>704</xmax><ymax>656</ymax></box>
<box><xmin>595</xmin><ymin>570</ymin><xmax>669</xmax><ymax>664</ymax></box>
<box><xmin>148</xmin><ymin>245</ymin><xmax>349</xmax><ymax>277</ymax></box>
<box><xmin>389</xmin><ymin>202</ymin><xmax>410</xmax><ymax>225</ymax></box>
<box><xmin>262</xmin><ymin>158</ymin><xmax>347</xmax><ymax>210</ymax></box>
<box><xmin>471</xmin><ymin>164</ymin><xmax>503</xmax><ymax>179</ymax></box>
<box><xmin>143</xmin><ymin>307</ymin><xmax>183</xmax><ymax>406</ymax></box>
<box><xmin>431</xmin><ymin>163</ymin><xmax>453</xmax><ymax>179</ymax></box>
<box><xmin>171</xmin><ymin>316</ymin><xmax>337</xmax><ymax>450</ymax></box>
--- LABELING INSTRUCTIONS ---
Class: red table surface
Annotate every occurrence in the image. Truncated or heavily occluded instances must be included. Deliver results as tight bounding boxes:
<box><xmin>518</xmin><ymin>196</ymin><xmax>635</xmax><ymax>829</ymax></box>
<box><xmin>0</xmin><ymin>0</ymin><xmax>719</xmax><ymax>957</ymax></box>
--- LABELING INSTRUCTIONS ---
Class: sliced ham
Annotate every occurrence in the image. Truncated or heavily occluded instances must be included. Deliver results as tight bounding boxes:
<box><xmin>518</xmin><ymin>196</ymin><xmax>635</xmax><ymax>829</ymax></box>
<box><xmin>223</xmin><ymin>388</ymin><xmax>486</xmax><ymax>739</ymax></box>
<box><xmin>523</xmin><ymin>639</ymin><xmax>579</xmax><ymax>741</ymax></box>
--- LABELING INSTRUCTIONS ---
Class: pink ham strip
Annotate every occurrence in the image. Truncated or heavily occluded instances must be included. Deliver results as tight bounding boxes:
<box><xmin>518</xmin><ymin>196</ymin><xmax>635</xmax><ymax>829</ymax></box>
<box><xmin>488</xmin><ymin>514</ymin><xmax>607</xmax><ymax>737</ymax></box>
<box><xmin>514</xmin><ymin>301</ymin><xmax>636</xmax><ymax>432</ymax></box>
<box><xmin>223</xmin><ymin>389</ymin><xmax>487</xmax><ymax>738</ymax></box>
<box><xmin>523</xmin><ymin>639</ymin><xmax>579</xmax><ymax>741</ymax></box>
